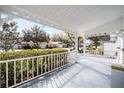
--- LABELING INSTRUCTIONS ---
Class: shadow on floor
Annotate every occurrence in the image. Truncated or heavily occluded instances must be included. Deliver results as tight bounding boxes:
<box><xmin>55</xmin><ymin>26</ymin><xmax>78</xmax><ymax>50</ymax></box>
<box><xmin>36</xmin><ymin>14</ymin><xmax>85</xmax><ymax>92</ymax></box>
<box><xmin>17</xmin><ymin>58</ymin><xmax>124</xmax><ymax>88</ymax></box>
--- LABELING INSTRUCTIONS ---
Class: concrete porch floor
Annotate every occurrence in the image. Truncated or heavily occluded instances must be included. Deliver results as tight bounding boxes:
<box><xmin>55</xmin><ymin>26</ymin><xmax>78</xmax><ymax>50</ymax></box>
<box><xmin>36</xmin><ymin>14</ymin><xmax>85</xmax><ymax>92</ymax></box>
<box><xmin>17</xmin><ymin>56</ymin><xmax>124</xmax><ymax>88</ymax></box>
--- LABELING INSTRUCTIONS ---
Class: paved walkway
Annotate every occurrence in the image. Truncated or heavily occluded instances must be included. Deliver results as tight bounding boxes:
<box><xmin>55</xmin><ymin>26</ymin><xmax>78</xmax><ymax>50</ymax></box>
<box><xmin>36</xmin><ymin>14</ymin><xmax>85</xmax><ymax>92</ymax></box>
<box><xmin>18</xmin><ymin>56</ymin><xmax>124</xmax><ymax>88</ymax></box>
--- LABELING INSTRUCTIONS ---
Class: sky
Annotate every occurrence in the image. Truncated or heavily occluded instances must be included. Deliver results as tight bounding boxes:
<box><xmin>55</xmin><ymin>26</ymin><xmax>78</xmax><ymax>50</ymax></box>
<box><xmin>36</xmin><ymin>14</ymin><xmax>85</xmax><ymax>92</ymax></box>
<box><xmin>0</xmin><ymin>13</ymin><xmax>64</xmax><ymax>37</ymax></box>
<box><xmin>13</xmin><ymin>18</ymin><xmax>64</xmax><ymax>37</ymax></box>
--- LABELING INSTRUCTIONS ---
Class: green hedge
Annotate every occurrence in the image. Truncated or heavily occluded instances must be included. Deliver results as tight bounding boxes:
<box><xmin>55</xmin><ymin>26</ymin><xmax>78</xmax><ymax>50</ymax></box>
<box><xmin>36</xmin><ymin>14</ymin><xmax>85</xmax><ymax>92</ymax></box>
<box><xmin>0</xmin><ymin>48</ymin><xmax>68</xmax><ymax>87</ymax></box>
<box><xmin>0</xmin><ymin>48</ymin><xmax>68</xmax><ymax>61</ymax></box>
<box><xmin>111</xmin><ymin>64</ymin><xmax>124</xmax><ymax>71</ymax></box>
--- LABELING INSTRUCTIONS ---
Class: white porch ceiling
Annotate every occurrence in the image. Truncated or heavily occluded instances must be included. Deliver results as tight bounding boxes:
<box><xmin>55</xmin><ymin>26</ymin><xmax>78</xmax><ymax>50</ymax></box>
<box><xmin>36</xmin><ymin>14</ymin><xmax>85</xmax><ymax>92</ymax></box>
<box><xmin>0</xmin><ymin>5</ymin><xmax>124</xmax><ymax>35</ymax></box>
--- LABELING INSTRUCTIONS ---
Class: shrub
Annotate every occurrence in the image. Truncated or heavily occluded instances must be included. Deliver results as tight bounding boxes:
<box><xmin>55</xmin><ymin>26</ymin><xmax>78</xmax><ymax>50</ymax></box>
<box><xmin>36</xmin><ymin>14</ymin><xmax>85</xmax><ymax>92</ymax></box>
<box><xmin>0</xmin><ymin>48</ymin><xmax>68</xmax><ymax>87</ymax></box>
<box><xmin>96</xmin><ymin>48</ymin><xmax>102</xmax><ymax>53</ymax></box>
<box><xmin>0</xmin><ymin>48</ymin><xmax>68</xmax><ymax>61</ymax></box>
<box><xmin>111</xmin><ymin>64</ymin><xmax>124</xmax><ymax>71</ymax></box>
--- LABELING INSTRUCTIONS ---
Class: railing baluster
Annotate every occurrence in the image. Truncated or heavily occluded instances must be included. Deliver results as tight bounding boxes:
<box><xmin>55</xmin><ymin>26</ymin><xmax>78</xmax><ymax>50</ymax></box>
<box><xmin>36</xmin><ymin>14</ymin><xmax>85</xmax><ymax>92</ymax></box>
<box><xmin>14</xmin><ymin>61</ymin><xmax>16</xmax><ymax>85</ymax></box>
<box><xmin>51</xmin><ymin>54</ymin><xmax>53</xmax><ymax>70</ymax></box>
<box><xmin>62</xmin><ymin>53</ymin><xmax>63</xmax><ymax>65</ymax></box>
<box><xmin>32</xmin><ymin>58</ymin><xmax>34</xmax><ymax>78</ymax></box>
<box><xmin>59</xmin><ymin>53</ymin><xmax>61</xmax><ymax>67</ymax></box>
<box><xmin>54</xmin><ymin>54</ymin><xmax>56</xmax><ymax>69</ymax></box>
<box><xmin>62</xmin><ymin>54</ymin><xmax>64</xmax><ymax>66</ymax></box>
<box><xmin>37</xmin><ymin>58</ymin><xmax>39</xmax><ymax>76</ymax></box>
<box><xmin>48</xmin><ymin>56</ymin><xmax>50</xmax><ymax>72</ymax></box>
<box><xmin>41</xmin><ymin>57</ymin><xmax>43</xmax><ymax>74</ymax></box>
<box><xmin>59</xmin><ymin>54</ymin><xmax>60</xmax><ymax>67</ymax></box>
<box><xmin>49</xmin><ymin>56</ymin><xmax>51</xmax><ymax>71</ymax></box>
<box><xmin>66</xmin><ymin>53</ymin><xmax>68</xmax><ymax>64</ymax></box>
<box><xmin>6</xmin><ymin>62</ymin><xmax>8</xmax><ymax>88</ymax></box>
<box><xmin>64</xmin><ymin>53</ymin><xmax>66</xmax><ymax>65</ymax></box>
<box><xmin>64</xmin><ymin>53</ymin><xmax>66</xmax><ymax>64</ymax></box>
<box><xmin>63</xmin><ymin>54</ymin><xmax>65</xmax><ymax>66</ymax></box>
<box><xmin>57</xmin><ymin>54</ymin><xmax>59</xmax><ymax>68</ymax></box>
<box><xmin>21</xmin><ymin>60</ymin><xmax>23</xmax><ymax>82</ymax></box>
<box><xmin>59</xmin><ymin>53</ymin><xmax>62</xmax><ymax>67</ymax></box>
<box><xmin>0</xmin><ymin>63</ymin><xmax>1</xmax><ymax>88</ymax></box>
<box><xmin>27</xmin><ymin>59</ymin><xmax>29</xmax><ymax>80</ymax></box>
<box><xmin>52</xmin><ymin>55</ymin><xmax>54</xmax><ymax>70</ymax></box>
<box><xmin>58</xmin><ymin>54</ymin><xmax>60</xmax><ymax>67</ymax></box>
<box><xmin>45</xmin><ymin>56</ymin><xmax>47</xmax><ymax>73</ymax></box>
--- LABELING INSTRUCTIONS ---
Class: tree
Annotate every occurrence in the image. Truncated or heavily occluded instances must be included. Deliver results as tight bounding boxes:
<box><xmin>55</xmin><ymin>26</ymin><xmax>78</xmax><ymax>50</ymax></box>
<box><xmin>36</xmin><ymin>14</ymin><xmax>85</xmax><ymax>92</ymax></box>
<box><xmin>22</xmin><ymin>25</ymin><xmax>50</xmax><ymax>48</ymax></box>
<box><xmin>66</xmin><ymin>32</ymin><xmax>75</xmax><ymax>45</ymax></box>
<box><xmin>0</xmin><ymin>22</ymin><xmax>19</xmax><ymax>51</ymax></box>
<box><xmin>51</xmin><ymin>33</ymin><xmax>65</xmax><ymax>42</ymax></box>
<box><xmin>88</xmin><ymin>35</ymin><xmax>110</xmax><ymax>49</ymax></box>
<box><xmin>88</xmin><ymin>36</ymin><xmax>100</xmax><ymax>49</ymax></box>
<box><xmin>51</xmin><ymin>32</ymin><xmax>75</xmax><ymax>47</ymax></box>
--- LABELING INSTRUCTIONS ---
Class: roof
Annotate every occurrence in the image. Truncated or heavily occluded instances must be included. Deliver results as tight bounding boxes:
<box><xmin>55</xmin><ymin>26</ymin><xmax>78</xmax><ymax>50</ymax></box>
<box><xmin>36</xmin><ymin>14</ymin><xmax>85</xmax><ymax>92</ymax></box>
<box><xmin>0</xmin><ymin>5</ymin><xmax>124</xmax><ymax>36</ymax></box>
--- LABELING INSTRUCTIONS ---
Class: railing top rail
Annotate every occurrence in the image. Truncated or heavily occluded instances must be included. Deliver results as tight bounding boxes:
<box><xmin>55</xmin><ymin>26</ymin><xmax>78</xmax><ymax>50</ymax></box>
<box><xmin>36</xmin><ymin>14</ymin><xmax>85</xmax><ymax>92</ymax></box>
<box><xmin>0</xmin><ymin>52</ymin><xmax>68</xmax><ymax>63</ymax></box>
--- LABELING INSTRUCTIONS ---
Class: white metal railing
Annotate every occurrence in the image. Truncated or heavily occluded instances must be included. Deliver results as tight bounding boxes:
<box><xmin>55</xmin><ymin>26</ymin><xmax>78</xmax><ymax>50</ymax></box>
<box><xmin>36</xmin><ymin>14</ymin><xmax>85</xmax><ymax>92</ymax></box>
<box><xmin>85</xmin><ymin>50</ymin><xmax>117</xmax><ymax>58</ymax></box>
<box><xmin>86</xmin><ymin>50</ymin><xmax>103</xmax><ymax>55</ymax></box>
<box><xmin>0</xmin><ymin>52</ymin><xmax>71</xmax><ymax>88</ymax></box>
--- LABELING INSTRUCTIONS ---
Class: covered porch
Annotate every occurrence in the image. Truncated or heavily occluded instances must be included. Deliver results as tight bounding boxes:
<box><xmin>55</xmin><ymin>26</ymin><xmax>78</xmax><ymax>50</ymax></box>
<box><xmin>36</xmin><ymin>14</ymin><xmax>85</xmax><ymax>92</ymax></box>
<box><xmin>17</xmin><ymin>56</ymin><xmax>124</xmax><ymax>88</ymax></box>
<box><xmin>0</xmin><ymin>5</ymin><xmax>124</xmax><ymax>88</ymax></box>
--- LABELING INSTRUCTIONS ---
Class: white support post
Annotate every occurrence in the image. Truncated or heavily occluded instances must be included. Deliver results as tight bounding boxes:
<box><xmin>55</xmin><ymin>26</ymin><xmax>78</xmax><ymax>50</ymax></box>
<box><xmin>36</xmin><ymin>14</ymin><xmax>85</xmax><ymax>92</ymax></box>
<box><xmin>122</xmin><ymin>38</ymin><xmax>124</xmax><ymax>64</ymax></box>
<box><xmin>117</xmin><ymin>37</ymin><xmax>124</xmax><ymax>64</ymax></box>
<box><xmin>74</xmin><ymin>32</ymin><xmax>78</xmax><ymax>53</ymax></box>
<box><xmin>83</xmin><ymin>35</ymin><xmax>86</xmax><ymax>56</ymax></box>
<box><xmin>121</xmin><ymin>16</ymin><xmax>124</xmax><ymax>64</ymax></box>
<box><xmin>117</xmin><ymin>16</ymin><xmax>124</xmax><ymax>64</ymax></box>
<box><xmin>73</xmin><ymin>32</ymin><xmax>78</xmax><ymax>62</ymax></box>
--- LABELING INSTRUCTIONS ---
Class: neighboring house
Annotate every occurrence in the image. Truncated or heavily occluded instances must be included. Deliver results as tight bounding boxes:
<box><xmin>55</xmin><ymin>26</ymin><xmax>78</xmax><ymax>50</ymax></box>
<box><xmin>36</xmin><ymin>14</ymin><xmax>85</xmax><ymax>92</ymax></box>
<box><xmin>39</xmin><ymin>42</ymin><xmax>48</xmax><ymax>48</ymax></box>
<box><xmin>48</xmin><ymin>41</ymin><xmax>67</xmax><ymax>48</ymax></box>
<box><xmin>13</xmin><ymin>43</ymin><xmax>22</xmax><ymax>49</ymax></box>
